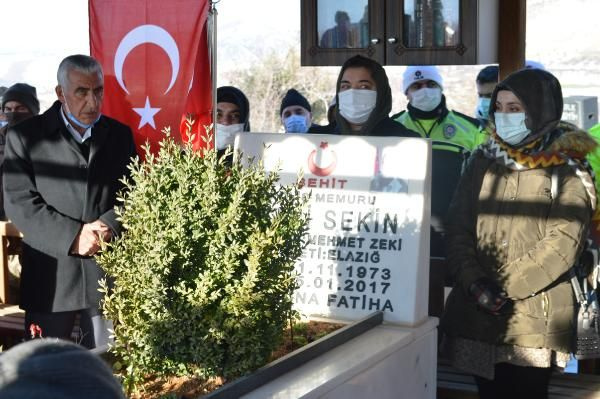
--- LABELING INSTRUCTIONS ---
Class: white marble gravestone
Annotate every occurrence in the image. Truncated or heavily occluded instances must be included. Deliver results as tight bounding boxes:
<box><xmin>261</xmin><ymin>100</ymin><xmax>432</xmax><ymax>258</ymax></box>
<box><xmin>235</xmin><ymin>132</ymin><xmax>436</xmax><ymax>399</ymax></box>
<box><xmin>237</xmin><ymin>133</ymin><xmax>431</xmax><ymax>326</ymax></box>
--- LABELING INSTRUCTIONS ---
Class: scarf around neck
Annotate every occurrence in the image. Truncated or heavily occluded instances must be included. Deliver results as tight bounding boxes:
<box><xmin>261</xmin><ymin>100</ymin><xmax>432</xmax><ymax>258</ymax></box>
<box><xmin>481</xmin><ymin>131</ymin><xmax>596</xmax><ymax>211</ymax></box>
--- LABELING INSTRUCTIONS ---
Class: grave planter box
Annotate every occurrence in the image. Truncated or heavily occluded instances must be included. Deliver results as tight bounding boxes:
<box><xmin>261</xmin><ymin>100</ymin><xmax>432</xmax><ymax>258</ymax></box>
<box><xmin>92</xmin><ymin>313</ymin><xmax>437</xmax><ymax>398</ymax></box>
<box><xmin>206</xmin><ymin>314</ymin><xmax>437</xmax><ymax>399</ymax></box>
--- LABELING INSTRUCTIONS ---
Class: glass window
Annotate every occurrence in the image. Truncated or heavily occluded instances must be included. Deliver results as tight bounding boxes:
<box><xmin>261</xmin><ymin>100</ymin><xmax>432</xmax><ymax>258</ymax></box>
<box><xmin>403</xmin><ymin>0</ymin><xmax>459</xmax><ymax>48</ymax></box>
<box><xmin>317</xmin><ymin>0</ymin><xmax>370</xmax><ymax>49</ymax></box>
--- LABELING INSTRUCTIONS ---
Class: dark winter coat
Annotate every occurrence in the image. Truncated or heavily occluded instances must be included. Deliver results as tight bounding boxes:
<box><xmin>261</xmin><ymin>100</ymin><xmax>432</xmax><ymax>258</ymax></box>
<box><xmin>309</xmin><ymin>116</ymin><xmax>420</xmax><ymax>138</ymax></box>
<box><xmin>441</xmin><ymin>128</ymin><xmax>594</xmax><ymax>351</ymax></box>
<box><xmin>3</xmin><ymin>101</ymin><xmax>137</xmax><ymax>312</ymax></box>
<box><xmin>441</xmin><ymin>69</ymin><xmax>596</xmax><ymax>353</ymax></box>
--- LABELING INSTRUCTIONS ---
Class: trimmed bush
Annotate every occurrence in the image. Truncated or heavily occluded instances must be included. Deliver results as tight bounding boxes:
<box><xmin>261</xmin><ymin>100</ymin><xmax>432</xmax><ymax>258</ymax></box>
<box><xmin>97</xmin><ymin>130</ymin><xmax>309</xmax><ymax>391</ymax></box>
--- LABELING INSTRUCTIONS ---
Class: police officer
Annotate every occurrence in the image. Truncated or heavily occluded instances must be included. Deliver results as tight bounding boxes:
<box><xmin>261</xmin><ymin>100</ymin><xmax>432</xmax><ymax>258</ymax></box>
<box><xmin>474</xmin><ymin>65</ymin><xmax>499</xmax><ymax>126</ymax></box>
<box><xmin>393</xmin><ymin>66</ymin><xmax>485</xmax><ymax>258</ymax></box>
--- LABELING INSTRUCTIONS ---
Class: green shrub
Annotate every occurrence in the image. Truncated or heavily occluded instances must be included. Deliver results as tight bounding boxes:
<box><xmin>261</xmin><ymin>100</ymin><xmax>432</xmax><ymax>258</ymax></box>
<box><xmin>97</xmin><ymin>129</ymin><xmax>309</xmax><ymax>391</ymax></box>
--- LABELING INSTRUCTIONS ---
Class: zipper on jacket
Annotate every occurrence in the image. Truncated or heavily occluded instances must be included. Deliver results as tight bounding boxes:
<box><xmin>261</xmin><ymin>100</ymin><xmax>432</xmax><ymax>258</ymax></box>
<box><xmin>542</xmin><ymin>292</ymin><xmax>549</xmax><ymax>318</ymax></box>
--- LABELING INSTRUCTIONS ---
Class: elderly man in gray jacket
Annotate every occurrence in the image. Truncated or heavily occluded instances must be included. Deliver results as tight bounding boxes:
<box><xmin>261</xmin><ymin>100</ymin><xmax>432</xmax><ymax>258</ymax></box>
<box><xmin>3</xmin><ymin>54</ymin><xmax>137</xmax><ymax>348</ymax></box>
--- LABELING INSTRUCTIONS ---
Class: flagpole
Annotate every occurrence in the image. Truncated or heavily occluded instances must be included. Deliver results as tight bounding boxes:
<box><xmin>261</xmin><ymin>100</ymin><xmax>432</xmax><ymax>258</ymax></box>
<box><xmin>209</xmin><ymin>0</ymin><xmax>218</xmax><ymax>150</ymax></box>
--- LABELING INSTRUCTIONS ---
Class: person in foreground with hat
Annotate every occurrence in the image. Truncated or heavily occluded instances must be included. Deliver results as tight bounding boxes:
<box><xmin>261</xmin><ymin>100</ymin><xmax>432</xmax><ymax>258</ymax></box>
<box><xmin>393</xmin><ymin>66</ymin><xmax>485</xmax><ymax>259</ymax></box>
<box><xmin>440</xmin><ymin>68</ymin><xmax>596</xmax><ymax>398</ymax></box>
<box><xmin>0</xmin><ymin>339</ymin><xmax>125</xmax><ymax>398</ymax></box>
<box><xmin>280</xmin><ymin>88</ymin><xmax>313</xmax><ymax>133</ymax></box>
<box><xmin>0</xmin><ymin>83</ymin><xmax>40</xmax><ymax>220</ymax></box>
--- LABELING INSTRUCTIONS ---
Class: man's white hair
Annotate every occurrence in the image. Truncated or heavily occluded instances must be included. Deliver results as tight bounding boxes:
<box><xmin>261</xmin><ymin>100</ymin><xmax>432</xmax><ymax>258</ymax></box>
<box><xmin>57</xmin><ymin>55</ymin><xmax>103</xmax><ymax>88</ymax></box>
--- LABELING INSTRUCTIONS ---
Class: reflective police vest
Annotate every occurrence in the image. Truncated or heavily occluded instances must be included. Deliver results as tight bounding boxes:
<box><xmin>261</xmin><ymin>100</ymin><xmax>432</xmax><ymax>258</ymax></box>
<box><xmin>587</xmin><ymin>123</ymin><xmax>600</xmax><ymax>194</ymax></box>
<box><xmin>393</xmin><ymin>110</ymin><xmax>486</xmax><ymax>154</ymax></box>
<box><xmin>393</xmin><ymin>110</ymin><xmax>486</xmax><ymax>247</ymax></box>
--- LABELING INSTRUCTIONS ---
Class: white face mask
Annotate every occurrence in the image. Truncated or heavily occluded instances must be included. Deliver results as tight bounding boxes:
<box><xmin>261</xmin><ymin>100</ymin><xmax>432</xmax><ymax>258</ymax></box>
<box><xmin>215</xmin><ymin>123</ymin><xmax>244</xmax><ymax>150</ymax></box>
<box><xmin>338</xmin><ymin>89</ymin><xmax>377</xmax><ymax>124</ymax></box>
<box><xmin>494</xmin><ymin>112</ymin><xmax>531</xmax><ymax>145</ymax></box>
<box><xmin>410</xmin><ymin>87</ymin><xmax>442</xmax><ymax>112</ymax></box>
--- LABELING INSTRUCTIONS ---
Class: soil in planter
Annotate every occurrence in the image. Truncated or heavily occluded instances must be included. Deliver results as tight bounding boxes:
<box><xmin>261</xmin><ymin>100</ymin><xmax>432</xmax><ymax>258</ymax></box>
<box><xmin>125</xmin><ymin>321</ymin><xmax>344</xmax><ymax>399</ymax></box>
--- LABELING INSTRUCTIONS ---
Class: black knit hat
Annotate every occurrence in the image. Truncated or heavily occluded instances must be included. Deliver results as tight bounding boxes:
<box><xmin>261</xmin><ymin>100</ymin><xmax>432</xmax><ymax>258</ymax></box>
<box><xmin>0</xmin><ymin>339</ymin><xmax>124</xmax><ymax>398</ymax></box>
<box><xmin>280</xmin><ymin>89</ymin><xmax>311</xmax><ymax>116</ymax></box>
<box><xmin>2</xmin><ymin>83</ymin><xmax>40</xmax><ymax>115</ymax></box>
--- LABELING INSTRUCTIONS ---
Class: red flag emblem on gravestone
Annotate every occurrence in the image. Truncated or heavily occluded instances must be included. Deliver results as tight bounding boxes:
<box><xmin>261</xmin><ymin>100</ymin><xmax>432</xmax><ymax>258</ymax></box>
<box><xmin>89</xmin><ymin>0</ymin><xmax>212</xmax><ymax>156</ymax></box>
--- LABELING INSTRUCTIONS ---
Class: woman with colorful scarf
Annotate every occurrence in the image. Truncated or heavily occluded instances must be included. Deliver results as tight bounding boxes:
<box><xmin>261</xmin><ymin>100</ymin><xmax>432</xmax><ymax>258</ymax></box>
<box><xmin>440</xmin><ymin>68</ymin><xmax>597</xmax><ymax>398</ymax></box>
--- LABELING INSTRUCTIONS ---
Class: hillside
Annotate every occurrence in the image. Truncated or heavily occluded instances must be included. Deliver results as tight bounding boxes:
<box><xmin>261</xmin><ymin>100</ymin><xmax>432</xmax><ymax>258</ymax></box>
<box><xmin>217</xmin><ymin>0</ymin><xmax>600</xmax><ymax>129</ymax></box>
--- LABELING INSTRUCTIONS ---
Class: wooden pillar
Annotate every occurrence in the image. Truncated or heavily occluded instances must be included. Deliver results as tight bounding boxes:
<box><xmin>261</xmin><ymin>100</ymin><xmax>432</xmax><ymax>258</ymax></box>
<box><xmin>498</xmin><ymin>0</ymin><xmax>526</xmax><ymax>80</ymax></box>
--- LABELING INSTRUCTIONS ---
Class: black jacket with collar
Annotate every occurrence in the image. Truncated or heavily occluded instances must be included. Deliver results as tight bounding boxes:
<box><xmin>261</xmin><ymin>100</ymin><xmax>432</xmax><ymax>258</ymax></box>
<box><xmin>3</xmin><ymin>101</ymin><xmax>137</xmax><ymax>312</ymax></box>
<box><xmin>308</xmin><ymin>117</ymin><xmax>419</xmax><ymax>137</ymax></box>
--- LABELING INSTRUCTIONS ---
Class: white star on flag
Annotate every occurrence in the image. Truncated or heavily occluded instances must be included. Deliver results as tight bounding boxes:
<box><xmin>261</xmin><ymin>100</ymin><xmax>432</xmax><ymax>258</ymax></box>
<box><xmin>133</xmin><ymin>96</ymin><xmax>161</xmax><ymax>129</ymax></box>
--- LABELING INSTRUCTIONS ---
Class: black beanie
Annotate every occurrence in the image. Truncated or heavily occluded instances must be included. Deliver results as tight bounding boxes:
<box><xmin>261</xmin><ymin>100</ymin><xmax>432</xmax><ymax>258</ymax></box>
<box><xmin>280</xmin><ymin>89</ymin><xmax>311</xmax><ymax>116</ymax></box>
<box><xmin>2</xmin><ymin>83</ymin><xmax>40</xmax><ymax>115</ymax></box>
<box><xmin>0</xmin><ymin>339</ymin><xmax>125</xmax><ymax>398</ymax></box>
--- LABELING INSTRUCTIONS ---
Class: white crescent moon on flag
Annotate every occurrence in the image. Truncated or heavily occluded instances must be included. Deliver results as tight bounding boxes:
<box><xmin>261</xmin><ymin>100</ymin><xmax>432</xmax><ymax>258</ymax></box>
<box><xmin>114</xmin><ymin>24</ymin><xmax>180</xmax><ymax>95</ymax></box>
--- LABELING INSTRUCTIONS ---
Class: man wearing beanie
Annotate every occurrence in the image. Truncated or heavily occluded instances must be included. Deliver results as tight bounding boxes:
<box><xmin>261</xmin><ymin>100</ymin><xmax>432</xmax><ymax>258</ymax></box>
<box><xmin>392</xmin><ymin>66</ymin><xmax>485</xmax><ymax>293</ymax></box>
<box><xmin>2</xmin><ymin>83</ymin><xmax>40</xmax><ymax>121</ymax></box>
<box><xmin>0</xmin><ymin>83</ymin><xmax>40</xmax><ymax>220</ymax></box>
<box><xmin>280</xmin><ymin>88</ymin><xmax>312</xmax><ymax>133</ymax></box>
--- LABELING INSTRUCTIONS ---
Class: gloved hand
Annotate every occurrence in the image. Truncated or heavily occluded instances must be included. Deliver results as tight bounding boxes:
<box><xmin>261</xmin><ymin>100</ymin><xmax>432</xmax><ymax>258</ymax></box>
<box><xmin>469</xmin><ymin>278</ymin><xmax>511</xmax><ymax>315</ymax></box>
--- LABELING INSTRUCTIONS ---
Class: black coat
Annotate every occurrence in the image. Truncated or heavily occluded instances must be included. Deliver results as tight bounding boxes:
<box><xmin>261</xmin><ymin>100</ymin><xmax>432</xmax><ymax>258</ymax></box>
<box><xmin>3</xmin><ymin>101</ymin><xmax>137</xmax><ymax>312</ymax></box>
<box><xmin>308</xmin><ymin>116</ymin><xmax>420</xmax><ymax>138</ymax></box>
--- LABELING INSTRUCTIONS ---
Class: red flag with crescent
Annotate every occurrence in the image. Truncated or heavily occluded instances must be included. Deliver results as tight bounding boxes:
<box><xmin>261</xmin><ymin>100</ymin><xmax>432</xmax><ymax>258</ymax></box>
<box><xmin>89</xmin><ymin>0</ymin><xmax>212</xmax><ymax>157</ymax></box>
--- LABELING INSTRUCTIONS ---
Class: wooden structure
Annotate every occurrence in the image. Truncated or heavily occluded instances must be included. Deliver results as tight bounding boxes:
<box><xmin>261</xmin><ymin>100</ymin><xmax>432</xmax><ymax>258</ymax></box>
<box><xmin>0</xmin><ymin>222</ymin><xmax>84</xmax><ymax>347</ymax></box>
<box><xmin>301</xmin><ymin>0</ymin><xmax>484</xmax><ymax>66</ymax></box>
<box><xmin>301</xmin><ymin>0</ymin><xmax>526</xmax><ymax>80</ymax></box>
<box><xmin>0</xmin><ymin>221</ymin><xmax>25</xmax><ymax>346</ymax></box>
<box><xmin>0</xmin><ymin>221</ymin><xmax>22</xmax><ymax>304</ymax></box>
<box><xmin>438</xmin><ymin>361</ymin><xmax>600</xmax><ymax>398</ymax></box>
<box><xmin>498</xmin><ymin>0</ymin><xmax>526</xmax><ymax>79</ymax></box>
<box><xmin>0</xmin><ymin>303</ymin><xmax>26</xmax><ymax>347</ymax></box>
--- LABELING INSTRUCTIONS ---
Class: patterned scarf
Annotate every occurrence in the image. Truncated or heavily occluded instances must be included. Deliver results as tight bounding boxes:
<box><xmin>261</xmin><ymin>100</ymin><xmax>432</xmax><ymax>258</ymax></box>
<box><xmin>481</xmin><ymin>132</ymin><xmax>597</xmax><ymax>211</ymax></box>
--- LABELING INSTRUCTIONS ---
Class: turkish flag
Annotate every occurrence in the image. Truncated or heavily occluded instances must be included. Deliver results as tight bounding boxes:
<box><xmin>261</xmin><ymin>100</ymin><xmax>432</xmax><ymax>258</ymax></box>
<box><xmin>89</xmin><ymin>0</ymin><xmax>212</xmax><ymax>157</ymax></box>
